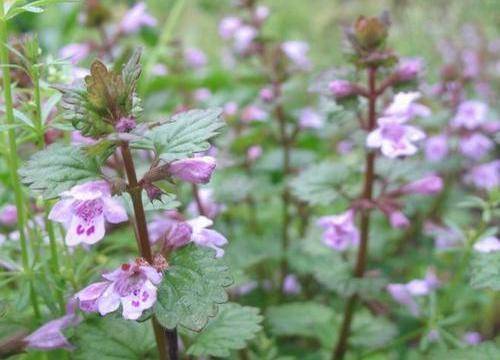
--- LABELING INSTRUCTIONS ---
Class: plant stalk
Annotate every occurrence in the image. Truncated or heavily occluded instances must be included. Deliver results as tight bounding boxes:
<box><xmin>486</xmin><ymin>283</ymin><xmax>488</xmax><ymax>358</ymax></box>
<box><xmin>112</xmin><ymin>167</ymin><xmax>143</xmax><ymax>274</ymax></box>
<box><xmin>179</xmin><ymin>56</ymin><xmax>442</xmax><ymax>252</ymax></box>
<box><xmin>119</xmin><ymin>143</ymin><xmax>176</xmax><ymax>360</ymax></box>
<box><xmin>332</xmin><ymin>66</ymin><xmax>378</xmax><ymax>360</ymax></box>
<box><xmin>0</xmin><ymin>0</ymin><xmax>41</xmax><ymax>320</ymax></box>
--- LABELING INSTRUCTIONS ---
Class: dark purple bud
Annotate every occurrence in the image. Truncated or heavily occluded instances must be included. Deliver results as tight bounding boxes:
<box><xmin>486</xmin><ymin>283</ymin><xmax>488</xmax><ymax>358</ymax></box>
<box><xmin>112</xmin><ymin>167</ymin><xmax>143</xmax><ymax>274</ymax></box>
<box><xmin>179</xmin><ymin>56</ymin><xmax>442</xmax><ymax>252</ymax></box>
<box><xmin>145</xmin><ymin>183</ymin><xmax>163</xmax><ymax>202</ymax></box>
<box><xmin>115</xmin><ymin>117</ymin><xmax>136</xmax><ymax>133</ymax></box>
<box><xmin>169</xmin><ymin>156</ymin><xmax>216</xmax><ymax>184</ymax></box>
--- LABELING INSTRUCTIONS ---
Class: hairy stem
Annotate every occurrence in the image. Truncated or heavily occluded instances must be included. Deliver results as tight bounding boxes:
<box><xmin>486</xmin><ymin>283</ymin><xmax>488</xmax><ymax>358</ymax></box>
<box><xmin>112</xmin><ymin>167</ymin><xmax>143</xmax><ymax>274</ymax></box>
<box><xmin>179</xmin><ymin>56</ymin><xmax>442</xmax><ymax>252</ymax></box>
<box><xmin>0</xmin><ymin>1</ymin><xmax>41</xmax><ymax>320</ymax></box>
<box><xmin>332</xmin><ymin>66</ymin><xmax>378</xmax><ymax>360</ymax></box>
<box><xmin>119</xmin><ymin>143</ymin><xmax>175</xmax><ymax>360</ymax></box>
<box><xmin>32</xmin><ymin>62</ymin><xmax>66</xmax><ymax>313</ymax></box>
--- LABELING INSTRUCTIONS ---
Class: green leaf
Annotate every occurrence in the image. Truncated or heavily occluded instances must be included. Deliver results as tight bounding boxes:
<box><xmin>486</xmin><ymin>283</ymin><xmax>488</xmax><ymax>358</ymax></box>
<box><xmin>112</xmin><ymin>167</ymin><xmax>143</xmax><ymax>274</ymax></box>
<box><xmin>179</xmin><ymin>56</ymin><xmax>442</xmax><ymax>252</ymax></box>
<box><xmin>138</xmin><ymin>108</ymin><xmax>224</xmax><ymax>162</ymax></box>
<box><xmin>122</xmin><ymin>192</ymin><xmax>180</xmax><ymax>213</ymax></box>
<box><xmin>266</xmin><ymin>302</ymin><xmax>334</xmax><ymax>343</ymax></box>
<box><xmin>290</xmin><ymin>161</ymin><xmax>357</xmax><ymax>205</ymax></box>
<box><xmin>19</xmin><ymin>143</ymin><xmax>101</xmax><ymax>199</ymax></box>
<box><xmin>430</xmin><ymin>342</ymin><xmax>500</xmax><ymax>360</ymax></box>
<box><xmin>187</xmin><ymin>303</ymin><xmax>263</xmax><ymax>357</ymax></box>
<box><xmin>73</xmin><ymin>316</ymin><xmax>156</xmax><ymax>360</ymax></box>
<box><xmin>154</xmin><ymin>244</ymin><xmax>233</xmax><ymax>331</ymax></box>
<box><xmin>470</xmin><ymin>251</ymin><xmax>500</xmax><ymax>290</ymax></box>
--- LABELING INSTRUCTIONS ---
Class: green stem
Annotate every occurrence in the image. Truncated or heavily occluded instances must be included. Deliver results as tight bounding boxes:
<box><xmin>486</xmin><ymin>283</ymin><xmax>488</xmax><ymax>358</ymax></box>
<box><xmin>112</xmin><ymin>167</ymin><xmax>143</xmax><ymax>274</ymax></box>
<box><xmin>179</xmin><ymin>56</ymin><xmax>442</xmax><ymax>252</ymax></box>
<box><xmin>0</xmin><ymin>0</ymin><xmax>41</xmax><ymax>320</ymax></box>
<box><xmin>32</xmin><ymin>63</ymin><xmax>65</xmax><ymax>313</ymax></box>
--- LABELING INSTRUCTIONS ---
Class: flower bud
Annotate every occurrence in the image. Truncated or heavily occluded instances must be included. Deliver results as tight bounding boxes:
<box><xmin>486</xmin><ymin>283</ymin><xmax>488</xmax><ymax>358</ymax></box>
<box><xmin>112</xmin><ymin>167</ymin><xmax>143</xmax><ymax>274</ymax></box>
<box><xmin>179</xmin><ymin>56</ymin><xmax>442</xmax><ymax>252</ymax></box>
<box><xmin>169</xmin><ymin>156</ymin><xmax>216</xmax><ymax>184</ymax></box>
<box><xmin>115</xmin><ymin>117</ymin><xmax>136</xmax><ymax>133</ymax></box>
<box><xmin>0</xmin><ymin>204</ymin><xmax>17</xmax><ymax>226</ymax></box>
<box><xmin>259</xmin><ymin>87</ymin><xmax>275</xmax><ymax>103</ymax></box>
<box><xmin>401</xmin><ymin>175</ymin><xmax>443</xmax><ymax>195</ymax></box>
<box><xmin>329</xmin><ymin>80</ymin><xmax>355</xmax><ymax>98</ymax></box>
<box><xmin>164</xmin><ymin>222</ymin><xmax>192</xmax><ymax>250</ymax></box>
<box><xmin>353</xmin><ymin>15</ymin><xmax>388</xmax><ymax>51</ymax></box>
<box><xmin>145</xmin><ymin>183</ymin><xmax>163</xmax><ymax>202</ymax></box>
<box><xmin>389</xmin><ymin>211</ymin><xmax>410</xmax><ymax>229</ymax></box>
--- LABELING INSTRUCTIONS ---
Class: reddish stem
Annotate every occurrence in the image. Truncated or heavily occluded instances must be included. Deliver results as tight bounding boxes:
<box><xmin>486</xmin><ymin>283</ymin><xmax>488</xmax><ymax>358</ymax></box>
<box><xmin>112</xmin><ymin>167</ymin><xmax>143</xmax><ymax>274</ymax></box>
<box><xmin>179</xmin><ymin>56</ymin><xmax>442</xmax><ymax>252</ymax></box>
<box><xmin>332</xmin><ymin>66</ymin><xmax>378</xmax><ymax>360</ymax></box>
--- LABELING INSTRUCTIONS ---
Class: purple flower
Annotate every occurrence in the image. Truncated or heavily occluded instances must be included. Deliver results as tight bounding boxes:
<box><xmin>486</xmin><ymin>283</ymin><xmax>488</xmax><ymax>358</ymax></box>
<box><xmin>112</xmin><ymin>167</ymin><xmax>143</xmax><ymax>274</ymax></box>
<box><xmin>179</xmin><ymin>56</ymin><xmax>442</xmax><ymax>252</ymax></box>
<box><xmin>427</xmin><ymin>329</ymin><xmax>440</xmax><ymax>342</ymax></box>
<box><xmin>317</xmin><ymin>210</ymin><xmax>359</xmax><ymax>252</ymax></box>
<box><xmin>120</xmin><ymin>2</ymin><xmax>157</xmax><ymax>34</ymax></box>
<box><xmin>187</xmin><ymin>188</ymin><xmax>224</xmax><ymax>219</ymax></box>
<box><xmin>24</xmin><ymin>313</ymin><xmax>81</xmax><ymax>350</ymax></box>
<box><xmin>254</xmin><ymin>5</ymin><xmax>270</xmax><ymax>24</ymax></box>
<box><xmin>169</xmin><ymin>156</ymin><xmax>216</xmax><ymax>184</ymax></box>
<box><xmin>115</xmin><ymin>117</ymin><xmax>136</xmax><ymax>133</ymax></box>
<box><xmin>387</xmin><ymin>284</ymin><xmax>420</xmax><ymax>316</ymax></box>
<box><xmin>463</xmin><ymin>331</ymin><xmax>482</xmax><ymax>346</ymax></box>
<box><xmin>148</xmin><ymin>211</ymin><xmax>192</xmax><ymax>250</ymax></box>
<box><xmin>241</xmin><ymin>105</ymin><xmax>268</xmax><ymax>123</ymax></box>
<box><xmin>366</xmin><ymin>120</ymin><xmax>426</xmax><ymax>158</ymax></box>
<box><xmin>75</xmin><ymin>259</ymin><xmax>162</xmax><ymax>320</ymax></box>
<box><xmin>452</xmin><ymin>100</ymin><xmax>488</xmax><ymax>130</ymax></box>
<box><xmin>459</xmin><ymin>133</ymin><xmax>493</xmax><ymax>160</ymax></box>
<box><xmin>401</xmin><ymin>175</ymin><xmax>444</xmax><ymax>195</ymax></box>
<box><xmin>473</xmin><ymin>236</ymin><xmax>500</xmax><ymax>253</ymax></box>
<box><xmin>298</xmin><ymin>107</ymin><xmax>323</xmax><ymax>129</ymax></box>
<box><xmin>425</xmin><ymin>135</ymin><xmax>448</xmax><ymax>162</ymax></box>
<box><xmin>48</xmin><ymin>181</ymin><xmax>128</xmax><ymax>246</ymax></box>
<box><xmin>379</xmin><ymin>92</ymin><xmax>431</xmax><ymax>123</ymax></box>
<box><xmin>233</xmin><ymin>25</ymin><xmax>257</xmax><ymax>53</ymax></box>
<box><xmin>466</xmin><ymin>161</ymin><xmax>500</xmax><ymax>190</ymax></box>
<box><xmin>259</xmin><ymin>87</ymin><xmax>275</xmax><ymax>103</ymax></box>
<box><xmin>395</xmin><ymin>57</ymin><xmax>424</xmax><ymax>81</ymax></box>
<box><xmin>462</xmin><ymin>50</ymin><xmax>480</xmax><ymax>79</ymax></box>
<box><xmin>224</xmin><ymin>102</ymin><xmax>239</xmax><ymax>117</ymax></box>
<box><xmin>337</xmin><ymin>140</ymin><xmax>354</xmax><ymax>154</ymax></box>
<box><xmin>388</xmin><ymin>210</ymin><xmax>410</xmax><ymax>229</ymax></box>
<box><xmin>283</xmin><ymin>274</ymin><xmax>301</xmax><ymax>295</ymax></box>
<box><xmin>281</xmin><ymin>41</ymin><xmax>311</xmax><ymax>70</ymax></box>
<box><xmin>71</xmin><ymin>130</ymin><xmax>96</xmax><ymax>145</ymax></box>
<box><xmin>424</xmin><ymin>222</ymin><xmax>462</xmax><ymax>250</ymax></box>
<box><xmin>329</xmin><ymin>80</ymin><xmax>355</xmax><ymax>98</ymax></box>
<box><xmin>59</xmin><ymin>43</ymin><xmax>90</xmax><ymax>64</ymax></box>
<box><xmin>247</xmin><ymin>145</ymin><xmax>263</xmax><ymax>162</ymax></box>
<box><xmin>187</xmin><ymin>216</ymin><xmax>228</xmax><ymax>257</ymax></box>
<box><xmin>219</xmin><ymin>16</ymin><xmax>242</xmax><ymax>40</ymax></box>
<box><xmin>0</xmin><ymin>204</ymin><xmax>17</xmax><ymax>226</ymax></box>
<box><xmin>184</xmin><ymin>48</ymin><xmax>207</xmax><ymax>69</ymax></box>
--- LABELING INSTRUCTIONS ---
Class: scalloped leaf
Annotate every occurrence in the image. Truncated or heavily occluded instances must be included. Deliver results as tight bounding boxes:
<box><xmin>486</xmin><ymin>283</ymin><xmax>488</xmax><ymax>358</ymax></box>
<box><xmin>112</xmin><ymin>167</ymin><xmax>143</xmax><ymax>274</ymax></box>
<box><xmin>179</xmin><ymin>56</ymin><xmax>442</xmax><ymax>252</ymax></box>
<box><xmin>290</xmin><ymin>161</ymin><xmax>357</xmax><ymax>205</ymax></box>
<box><xmin>187</xmin><ymin>303</ymin><xmax>263</xmax><ymax>357</ymax></box>
<box><xmin>73</xmin><ymin>316</ymin><xmax>156</xmax><ymax>360</ymax></box>
<box><xmin>154</xmin><ymin>244</ymin><xmax>233</xmax><ymax>331</ymax></box>
<box><xmin>19</xmin><ymin>143</ymin><xmax>101</xmax><ymax>199</ymax></box>
<box><xmin>470</xmin><ymin>251</ymin><xmax>500</xmax><ymax>290</ymax></box>
<box><xmin>138</xmin><ymin>108</ymin><xmax>225</xmax><ymax>162</ymax></box>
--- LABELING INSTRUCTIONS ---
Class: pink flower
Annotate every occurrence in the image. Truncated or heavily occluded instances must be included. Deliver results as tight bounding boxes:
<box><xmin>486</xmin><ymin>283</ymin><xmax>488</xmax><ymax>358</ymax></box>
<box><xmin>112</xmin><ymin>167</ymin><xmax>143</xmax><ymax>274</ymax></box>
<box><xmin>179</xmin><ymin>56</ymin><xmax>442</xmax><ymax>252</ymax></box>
<box><xmin>0</xmin><ymin>204</ymin><xmax>17</xmax><ymax>226</ymax></box>
<box><xmin>194</xmin><ymin>88</ymin><xmax>212</xmax><ymax>102</ymax></box>
<box><xmin>187</xmin><ymin>216</ymin><xmax>228</xmax><ymax>257</ymax></box>
<box><xmin>452</xmin><ymin>100</ymin><xmax>488</xmax><ymax>130</ymax></box>
<box><xmin>298</xmin><ymin>107</ymin><xmax>323</xmax><ymax>129</ymax></box>
<box><xmin>329</xmin><ymin>80</ymin><xmax>355</xmax><ymax>98</ymax></box>
<box><xmin>115</xmin><ymin>117</ymin><xmax>136</xmax><ymax>133</ymax></box>
<box><xmin>401</xmin><ymin>175</ymin><xmax>443</xmax><ymax>195</ymax></box>
<box><xmin>24</xmin><ymin>313</ymin><xmax>81</xmax><ymax>350</ymax></box>
<box><xmin>184</xmin><ymin>48</ymin><xmax>207</xmax><ymax>69</ymax></box>
<box><xmin>247</xmin><ymin>145</ymin><xmax>263</xmax><ymax>162</ymax></box>
<box><xmin>233</xmin><ymin>25</ymin><xmax>257</xmax><ymax>53</ymax></box>
<box><xmin>281</xmin><ymin>41</ymin><xmax>311</xmax><ymax>70</ymax></box>
<box><xmin>148</xmin><ymin>211</ymin><xmax>192</xmax><ymax>249</ymax></box>
<box><xmin>317</xmin><ymin>210</ymin><xmax>359</xmax><ymax>251</ymax></box>
<box><xmin>218</xmin><ymin>16</ymin><xmax>242</xmax><ymax>39</ymax></box>
<box><xmin>75</xmin><ymin>259</ymin><xmax>162</xmax><ymax>320</ymax></box>
<box><xmin>241</xmin><ymin>105</ymin><xmax>268</xmax><ymax>123</ymax></box>
<box><xmin>169</xmin><ymin>156</ymin><xmax>216</xmax><ymax>184</ymax></box>
<box><xmin>59</xmin><ymin>43</ymin><xmax>90</xmax><ymax>64</ymax></box>
<box><xmin>459</xmin><ymin>133</ymin><xmax>493</xmax><ymax>160</ymax></box>
<box><xmin>48</xmin><ymin>181</ymin><xmax>127</xmax><ymax>246</ymax></box>
<box><xmin>473</xmin><ymin>236</ymin><xmax>500</xmax><ymax>253</ymax></box>
<box><xmin>120</xmin><ymin>2</ymin><xmax>157</xmax><ymax>34</ymax></box>
<box><xmin>425</xmin><ymin>135</ymin><xmax>448</xmax><ymax>162</ymax></box>
<box><xmin>223</xmin><ymin>102</ymin><xmax>239</xmax><ymax>117</ymax></box>
<box><xmin>366</xmin><ymin>120</ymin><xmax>426</xmax><ymax>158</ymax></box>
<box><xmin>395</xmin><ymin>57</ymin><xmax>424</xmax><ymax>81</ymax></box>
<box><xmin>466</xmin><ymin>161</ymin><xmax>500</xmax><ymax>190</ymax></box>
